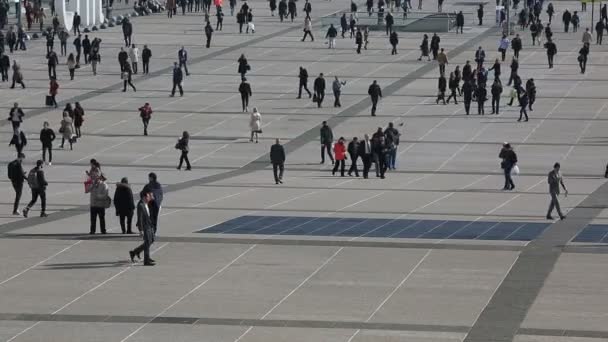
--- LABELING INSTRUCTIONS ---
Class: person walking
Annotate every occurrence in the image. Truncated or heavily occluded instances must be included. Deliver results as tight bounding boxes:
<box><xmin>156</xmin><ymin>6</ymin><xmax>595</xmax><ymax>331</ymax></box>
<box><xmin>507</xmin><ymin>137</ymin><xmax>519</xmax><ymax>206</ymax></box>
<box><xmin>499</xmin><ymin>143</ymin><xmax>517</xmax><ymax>190</ymax></box>
<box><xmin>384</xmin><ymin>122</ymin><xmax>400</xmax><ymax>169</ymax></box>
<box><xmin>474</xmin><ymin>46</ymin><xmax>486</xmax><ymax>69</ymax></box>
<box><xmin>476</xmin><ymin>85</ymin><xmax>487</xmax><ymax>115</ymax></box>
<box><xmin>205</xmin><ymin>21</ymin><xmax>214</xmax><ymax>48</ymax></box>
<box><xmin>436</xmin><ymin>74</ymin><xmax>447</xmax><ymax>105</ymax></box>
<box><xmin>418</xmin><ymin>34</ymin><xmax>430</xmax><ymax>61</ymax></box>
<box><xmin>129</xmin><ymin>44</ymin><xmax>139</xmax><ymax>74</ymax></box>
<box><xmin>73</xmin><ymin>34</ymin><xmax>82</xmax><ymax>64</ymax></box>
<box><xmin>237</xmin><ymin>54</ymin><xmax>250</xmax><ymax>78</ymax></box>
<box><xmin>90</xmin><ymin>49</ymin><xmax>100</xmax><ymax>75</ymax></box>
<box><xmin>118</xmin><ymin>47</ymin><xmax>128</xmax><ymax>72</ymax></box>
<box><xmin>298</xmin><ymin>66</ymin><xmax>312</xmax><ymax>98</ymax></box>
<box><xmin>455</xmin><ymin>10</ymin><xmax>464</xmax><ymax>33</ymax></box>
<box><xmin>332</xmin><ymin>137</ymin><xmax>347</xmax><ymax>177</ymax></box>
<box><xmin>10</xmin><ymin>60</ymin><xmax>25</xmax><ymax>89</ymax></box>
<box><xmin>373</xmin><ymin>136</ymin><xmax>388</xmax><ymax>179</ymax></box>
<box><xmin>114</xmin><ymin>177</ymin><xmax>135</xmax><ymax>234</ymax></box>
<box><xmin>518</xmin><ymin>91</ymin><xmax>529</xmax><ymax>121</ymax></box>
<box><xmin>302</xmin><ymin>16</ymin><xmax>313</xmax><ymax>41</ymax></box>
<box><xmin>332</xmin><ymin>76</ymin><xmax>346</xmax><ymax>107</ymax></box>
<box><xmin>89</xmin><ymin>174</ymin><xmax>109</xmax><ymax>234</ymax></box>
<box><xmin>314</xmin><ymin>73</ymin><xmax>326</xmax><ymax>108</ymax></box>
<box><xmin>129</xmin><ymin>189</ymin><xmax>156</xmax><ymax>266</ymax></box>
<box><xmin>46</xmin><ymin>48</ymin><xmax>58</xmax><ymax>79</ymax></box>
<box><xmin>122</xmin><ymin>18</ymin><xmax>133</xmax><ymax>46</ymax></box>
<box><xmin>59</xmin><ymin>111</ymin><xmax>74</xmax><ymax>149</ymax></box>
<box><xmin>359</xmin><ymin>134</ymin><xmax>373</xmax><ymax>178</ymax></box>
<box><xmin>8</xmin><ymin>153</ymin><xmax>26</xmax><ymax>215</ymax></box>
<box><xmin>320</xmin><ymin>121</ymin><xmax>334</xmax><ymax>164</ymax></box>
<box><xmin>446</xmin><ymin>72</ymin><xmax>458</xmax><ymax>104</ymax></box>
<box><xmin>0</xmin><ymin>52</ymin><xmax>9</xmax><ymax>82</ymax></box>
<box><xmin>491</xmin><ymin>78</ymin><xmax>503</xmax><ymax>114</ymax></box>
<box><xmin>477</xmin><ymin>4</ymin><xmax>483</xmax><ymax>25</ymax></box>
<box><xmin>596</xmin><ymin>20</ymin><xmax>605</xmax><ymax>44</ymax></box>
<box><xmin>9</xmin><ymin>128</ymin><xmax>27</xmax><ymax>155</ymax></box>
<box><xmin>511</xmin><ymin>34</ymin><xmax>522</xmax><ymax>58</ymax></box>
<box><xmin>176</xmin><ymin>131</ymin><xmax>191</xmax><ymax>170</ymax></box>
<box><xmin>8</xmin><ymin>102</ymin><xmax>24</xmax><ymax>134</ymax></box>
<box><xmin>216</xmin><ymin>7</ymin><xmax>224</xmax><ymax>30</ymax></box>
<box><xmin>385</xmin><ymin>11</ymin><xmax>394</xmax><ymax>35</ymax></box>
<box><xmin>171</xmin><ymin>62</ymin><xmax>184</xmax><ymax>97</ymax></box>
<box><xmin>249</xmin><ymin>108</ymin><xmax>262</xmax><ymax>143</ymax></box>
<box><xmin>437</xmin><ymin>48</ymin><xmax>448</xmax><ymax>75</ymax></box>
<box><xmin>462</xmin><ymin>80</ymin><xmax>473</xmax><ymax>115</ymax></box>
<box><xmin>58</xmin><ymin>28</ymin><xmax>69</xmax><ymax>56</ymax></box>
<box><xmin>48</xmin><ymin>77</ymin><xmax>59</xmax><ymax>108</ymax></box>
<box><xmin>139</xmin><ymin>102</ymin><xmax>152</xmax><ymax>135</ymax></box>
<box><xmin>122</xmin><ymin>63</ymin><xmax>136</xmax><ymax>92</ymax></box>
<box><xmin>142</xmin><ymin>45</ymin><xmax>152</xmax><ymax>74</ymax></box>
<box><xmin>178</xmin><ymin>46</ymin><xmax>189</xmax><ymax>76</ymax></box>
<box><xmin>72</xmin><ymin>11</ymin><xmax>81</xmax><ymax>34</ymax></box>
<box><xmin>508</xmin><ymin>57</ymin><xmax>518</xmax><ymax>85</ymax></box>
<box><xmin>368</xmin><ymin>80</ymin><xmax>382</xmax><ymax>116</ymax></box>
<box><xmin>325</xmin><ymin>24</ymin><xmax>338</xmax><ymax>48</ymax></box>
<box><xmin>40</xmin><ymin>121</ymin><xmax>55</xmax><ymax>165</ymax></box>
<box><xmin>544</xmin><ymin>38</ymin><xmax>557</xmax><ymax>68</ymax></box>
<box><xmin>73</xmin><ymin>102</ymin><xmax>84</xmax><ymax>138</ymax></box>
<box><xmin>488</xmin><ymin>58</ymin><xmax>501</xmax><ymax>80</ymax></box>
<box><xmin>270</xmin><ymin>138</ymin><xmax>285</xmax><ymax>184</ymax></box>
<box><xmin>66</xmin><ymin>53</ymin><xmax>76</xmax><ymax>81</ymax></box>
<box><xmin>22</xmin><ymin>160</ymin><xmax>48</xmax><ymax>218</ymax></box>
<box><xmin>547</xmin><ymin>162</ymin><xmax>567</xmax><ymax>220</ymax></box>
<box><xmin>355</xmin><ymin>28</ymin><xmax>363</xmax><ymax>54</ymax></box>
<box><xmin>498</xmin><ymin>34</ymin><xmax>510</xmax><ymax>61</ymax></box>
<box><xmin>563</xmin><ymin>9</ymin><xmax>572</xmax><ymax>32</ymax></box>
<box><xmin>526</xmin><ymin>78</ymin><xmax>536</xmax><ymax>110</ymax></box>
<box><xmin>389</xmin><ymin>30</ymin><xmax>398</xmax><ymax>55</ymax></box>
<box><xmin>347</xmin><ymin>137</ymin><xmax>360</xmax><ymax>177</ymax></box>
<box><xmin>578</xmin><ymin>42</ymin><xmax>589</xmax><ymax>73</ymax></box>
<box><xmin>239</xmin><ymin>77</ymin><xmax>252</xmax><ymax>112</ymax></box>
<box><xmin>142</xmin><ymin>172</ymin><xmax>163</xmax><ymax>234</ymax></box>
<box><xmin>430</xmin><ymin>33</ymin><xmax>440</xmax><ymax>60</ymax></box>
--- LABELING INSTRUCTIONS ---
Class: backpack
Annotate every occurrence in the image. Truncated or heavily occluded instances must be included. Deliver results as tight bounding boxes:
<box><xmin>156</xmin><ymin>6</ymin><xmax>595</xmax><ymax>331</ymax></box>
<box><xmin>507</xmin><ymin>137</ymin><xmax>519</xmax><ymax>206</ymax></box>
<box><xmin>27</xmin><ymin>168</ymin><xmax>39</xmax><ymax>189</ymax></box>
<box><xmin>7</xmin><ymin>160</ymin><xmax>18</xmax><ymax>181</ymax></box>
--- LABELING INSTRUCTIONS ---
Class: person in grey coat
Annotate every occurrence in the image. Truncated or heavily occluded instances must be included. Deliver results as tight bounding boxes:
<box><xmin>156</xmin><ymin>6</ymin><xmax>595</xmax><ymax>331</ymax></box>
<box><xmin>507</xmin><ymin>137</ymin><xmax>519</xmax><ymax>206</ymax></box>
<box><xmin>89</xmin><ymin>174</ymin><xmax>109</xmax><ymax>234</ymax></box>
<box><xmin>129</xmin><ymin>190</ymin><xmax>156</xmax><ymax>266</ymax></box>
<box><xmin>547</xmin><ymin>162</ymin><xmax>567</xmax><ymax>220</ymax></box>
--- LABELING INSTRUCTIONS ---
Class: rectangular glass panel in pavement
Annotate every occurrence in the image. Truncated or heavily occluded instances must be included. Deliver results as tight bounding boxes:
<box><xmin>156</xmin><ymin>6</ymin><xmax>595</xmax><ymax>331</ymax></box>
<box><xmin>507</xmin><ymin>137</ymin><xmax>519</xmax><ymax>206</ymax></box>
<box><xmin>477</xmin><ymin>222</ymin><xmax>524</xmax><ymax>240</ymax></box>
<box><xmin>419</xmin><ymin>220</ymin><xmax>471</xmax><ymax>239</ymax></box>
<box><xmin>308</xmin><ymin>218</ymin><xmax>367</xmax><ymax>236</ymax></box>
<box><xmin>448</xmin><ymin>221</ymin><xmax>498</xmax><ymax>239</ymax></box>
<box><xmin>361</xmin><ymin>219</ymin><xmax>418</xmax><ymax>238</ymax></box>
<box><xmin>201</xmin><ymin>215</ymin><xmax>265</xmax><ymax>233</ymax></box>
<box><xmin>335</xmin><ymin>218</ymin><xmax>392</xmax><ymax>237</ymax></box>
<box><xmin>225</xmin><ymin>216</ymin><xmax>293</xmax><ymax>234</ymax></box>
<box><xmin>253</xmin><ymin>216</ymin><xmax>316</xmax><ymax>235</ymax></box>
<box><xmin>392</xmin><ymin>220</ymin><xmax>446</xmax><ymax>238</ymax></box>
<box><xmin>506</xmin><ymin>223</ymin><xmax>549</xmax><ymax>241</ymax></box>
<box><xmin>572</xmin><ymin>224</ymin><xmax>608</xmax><ymax>242</ymax></box>
<box><xmin>279</xmin><ymin>217</ymin><xmax>341</xmax><ymax>235</ymax></box>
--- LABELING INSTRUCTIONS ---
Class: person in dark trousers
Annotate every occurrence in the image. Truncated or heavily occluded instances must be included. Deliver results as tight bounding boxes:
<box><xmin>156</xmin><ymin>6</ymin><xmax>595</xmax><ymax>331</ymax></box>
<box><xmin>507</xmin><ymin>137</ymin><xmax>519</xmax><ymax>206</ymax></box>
<box><xmin>114</xmin><ymin>177</ymin><xmax>135</xmax><ymax>234</ymax></box>
<box><xmin>519</xmin><ymin>91</ymin><xmax>529</xmax><ymax>121</ymax></box>
<box><xmin>122</xmin><ymin>63</ymin><xmax>136</xmax><ymax>92</ymax></box>
<box><xmin>122</xmin><ymin>18</ymin><xmax>133</xmax><ymax>46</ymax></box>
<box><xmin>475</xmin><ymin>46</ymin><xmax>485</xmax><ymax>69</ymax></box>
<box><xmin>314</xmin><ymin>73</ymin><xmax>326</xmax><ymax>108</ymax></box>
<box><xmin>477</xmin><ymin>5</ymin><xmax>483</xmax><ymax>25</ymax></box>
<box><xmin>171</xmin><ymin>62</ymin><xmax>184</xmax><ymax>97</ymax></box>
<box><xmin>373</xmin><ymin>136</ymin><xmax>388</xmax><ymax>179</ymax></box>
<box><xmin>58</xmin><ymin>29</ymin><xmax>68</xmax><ymax>56</ymax></box>
<box><xmin>385</xmin><ymin>11</ymin><xmax>394</xmax><ymax>35</ymax></box>
<box><xmin>303</xmin><ymin>0</ymin><xmax>312</xmax><ymax>17</ymax></box>
<box><xmin>139</xmin><ymin>102</ymin><xmax>152</xmax><ymax>135</ymax></box>
<box><xmin>463</xmin><ymin>80</ymin><xmax>473</xmax><ymax>114</ymax></box>
<box><xmin>526</xmin><ymin>78</ymin><xmax>536</xmax><ymax>110</ymax></box>
<box><xmin>302</xmin><ymin>16</ymin><xmax>313</xmax><ymax>41</ymax></box>
<box><xmin>73</xmin><ymin>102</ymin><xmax>84</xmax><ymax>138</ymax></box>
<box><xmin>142</xmin><ymin>172</ymin><xmax>163</xmax><ymax>234</ymax></box>
<box><xmin>9</xmin><ymin>129</ymin><xmax>27</xmax><ymax>155</ymax></box>
<box><xmin>46</xmin><ymin>48</ymin><xmax>58</xmax><ymax>79</ymax></box>
<box><xmin>89</xmin><ymin>174</ymin><xmax>109</xmax><ymax>234</ymax></box>
<box><xmin>476</xmin><ymin>85</ymin><xmax>487</xmax><ymax>115</ymax></box>
<box><xmin>578</xmin><ymin>42</ymin><xmax>589</xmax><ymax>73</ymax></box>
<box><xmin>176</xmin><ymin>131</ymin><xmax>191</xmax><ymax>170</ymax></box>
<box><xmin>40</xmin><ymin>121</ymin><xmax>55</xmax><ymax>165</ymax></box>
<box><xmin>22</xmin><ymin>160</ymin><xmax>48</xmax><ymax>218</ymax></box>
<box><xmin>178</xmin><ymin>46</ymin><xmax>189</xmax><ymax>76</ymax></box>
<box><xmin>118</xmin><ymin>47</ymin><xmax>128</xmax><ymax>72</ymax></box>
<box><xmin>239</xmin><ymin>77</ymin><xmax>252</xmax><ymax>112</ymax></box>
<box><xmin>446</xmin><ymin>72</ymin><xmax>458</xmax><ymax>104</ymax></box>
<box><xmin>547</xmin><ymin>3</ymin><xmax>555</xmax><ymax>23</ymax></box>
<box><xmin>0</xmin><ymin>52</ymin><xmax>10</xmax><ymax>82</ymax></box>
<box><xmin>544</xmin><ymin>38</ymin><xmax>557</xmax><ymax>68</ymax></box>
<box><xmin>238</xmin><ymin>54</ymin><xmax>250</xmax><ymax>78</ymax></box>
<box><xmin>355</xmin><ymin>28</ymin><xmax>363</xmax><ymax>53</ymax></box>
<box><xmin>129</xmin><ymin>190</ymin><xmax>156</xmax><ymax>266</ymax></box>
<box><xmin>499</xmin><ymin>143</ymin><xmax>517</xmax><ymax>190</ymax></box>
<box><xmin>347</xmin><ymin>137</ymin><xmax>360</xmax><ymax>177</ymax></box>
<box><xmin>491</xmin><ymin>79</ymin><xmax>502</xmax><ymax>114</ymax></box>
<box><xmin>508</xmin><ymin>57</ymin><xmax>518</xmax><ymax>85</ymax></box>
<box><xmin>332</xmin><ymin>76</ymin><xmax>346</xmax><ymax>107</ymax></box>
<box><xmin>73</xmin><ymin>34</ymin><xmax>82</xmax><ymax>64</ymax></box>
<box><xmin>72</xmin><ymin>12</ymin><xmax>81</xmax><ymax>34</ymax></box>
<box><xmin>298</xmin><ymin>66</ymin><xmax>311</xmax><ymax>98</ymax></box>
<box><xmin>270</xmin><ymin>138</ymin><xmax>285</xmax><ymax>184</ymax></box>
<box><xmin>82</xmin><ymin>35</ymin><xmax>91</xmax><ymax>64</ymax></box>
<box><xmin>359</xmin><ymin>134</ymin><xmax>373</xmax><ymax>178</ymax></box>
<box><xmin>455</xmin><ymin>10</ymin><xmax>464</xmax><ymax>33</ymax></box>
<box><xmin>142</xmin><ymin>45</ymin><xmax>152</xmax><ymax>74</ymax></box>
<box><xmin>511</xmin><ymin>34</ymin><xmax>522</xmax><ymax>58</ymax></box>
<box><xmin>547</xmin><ymin>162</ymin><xmax>567</xmax><ymax>220</ymax></box>
<box><xmin>563</xmin><ymin>9</ymin><xmax>571</xmax><ymax>32</ymax></box>
<box><xmin>389</xmin><ymin>31</ymin><xmax>398</xmax><ymax>54</ymax></box>
<box><xmin>205</xmin><ymin>21</ymin><xmax>214</xmax><ymax>48</ymax></box>
<box><xmin>8</xmin><ymin>153</ymin><xmax>26</xmax><ymax>215</ymax></box>
<box><xmin>216</xmin><ymin>7</ymin><xmax>224</xmax><ymax>30</ymax></box>
<box><xmin>49</xmin><ymin>77</ymin><xmax>59</xmax><ymax>108</ymax></box>
<box><xmin>430</xmin><ymin>33</ymin><xmax>440</xmax><ymax>59</ymax></box>
<box><xmin>332</xmin><ymin>137</ymin><xmax>347</xmax><ymax>176</ymax></box>
<box><xmin>368</xmin><ymin>80</ymin><xmax>382</xmax><ymax>116</ymax></box>
<box><xmin>8</xmin><ymin>102</ymin><xmax>24</xmax><ymax>134</ymax></box>
<box><xmin>319</xmin><ymin>121</ymin><xmax>334</xmax><ymax>164</ymax></box>
<box><xmin>436</xmin><ymin>74</ymin><xmax>447</xmax><ymax>105</ymax></box>
<box><xmin>596</xmin><ymin>20</ymin><xmax>604</xmax><ymax>44</ymax></box>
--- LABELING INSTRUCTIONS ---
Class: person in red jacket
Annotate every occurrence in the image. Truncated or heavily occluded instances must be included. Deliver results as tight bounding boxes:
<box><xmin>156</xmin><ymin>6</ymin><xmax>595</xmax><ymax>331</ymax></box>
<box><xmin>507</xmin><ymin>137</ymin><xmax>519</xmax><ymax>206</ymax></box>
<box><xmin>332</xmin><ymin>137</ymin><xmax>347</xmax><ymax>176</ymax></box>
<box><xmin>49</xmin><ymin>77</ymin><xmax>59</xmax><ymax>108</ymax></box>
<box><xmin>138</xmin><ymin>103</ymin><xmax>153</xmax><ymax>136</ymax></box>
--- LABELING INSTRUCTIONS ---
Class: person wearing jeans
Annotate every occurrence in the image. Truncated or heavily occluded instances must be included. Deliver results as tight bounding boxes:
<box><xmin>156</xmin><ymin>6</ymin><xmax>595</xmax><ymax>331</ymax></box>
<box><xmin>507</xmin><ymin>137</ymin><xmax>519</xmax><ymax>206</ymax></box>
<box><xmin>499</xmin><ymin>143</ymin><xmax>517</xmax><ymax>190</ymax></box>
<box><xmin>319</xmin><ymin>121</ymin><xmax>334</xmax><ymax>164</ymax></box>
<box><xmin>89</xmin><ymin>176</ymin><xmax>109</xmax><ymax>234</ymax></box>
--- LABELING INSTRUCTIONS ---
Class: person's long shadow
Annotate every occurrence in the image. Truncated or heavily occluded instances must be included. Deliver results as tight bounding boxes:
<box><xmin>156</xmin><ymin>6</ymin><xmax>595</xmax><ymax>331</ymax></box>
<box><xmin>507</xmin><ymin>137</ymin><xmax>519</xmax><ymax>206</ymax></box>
<box><xmin>41</xmin><ymin>261</ymin><xmax>131</xmax><ymax>270</ymax></box>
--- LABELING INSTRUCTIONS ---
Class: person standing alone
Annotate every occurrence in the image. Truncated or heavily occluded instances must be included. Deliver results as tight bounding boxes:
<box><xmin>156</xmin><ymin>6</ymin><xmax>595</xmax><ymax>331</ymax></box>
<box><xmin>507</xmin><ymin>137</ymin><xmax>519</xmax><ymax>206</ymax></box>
<box><xmin>171</xmin><ymin>62</ymin><xmax>184</xmax><ymax>97</ymax></box>
<box><xmin>270</xmin><ymin>138</ymin><xmax>285</xmax><ymax>184</ymax></box>
<box><xmin>368</xmin><ymin>80</ymin><xmax>382</xmax><ymax>116</ymax></box>
<box><xmin>40</xmin><ymin>121</ymin><xmax>55</xmax><ymax>165</ymax></box>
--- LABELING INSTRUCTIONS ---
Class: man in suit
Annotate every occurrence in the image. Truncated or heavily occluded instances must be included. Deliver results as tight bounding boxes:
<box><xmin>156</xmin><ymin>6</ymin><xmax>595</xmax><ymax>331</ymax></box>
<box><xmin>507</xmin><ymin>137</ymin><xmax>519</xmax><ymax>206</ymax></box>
<box><xmin>359</xmin><ymin>134</ymin><xmax>373</xmax><ymax>179</ymax></box>
<box><xmin>130</xmin><ymin>190</ymin><xmax>156</xmax><ymax>266</ymax></box>
<box><xmin>547</xmin><ymin>162</ymin><xmax>567</xmax><ymax>220</ymax></box>
<box><xmin>270</xmin><ymin>138</ymin><xmax>285</xmax><ymax>184</ymax></box>
<box><xmin>347</xmin><ymin>137</ymin><xmax>359</xmax><ymax>177</ymax></box>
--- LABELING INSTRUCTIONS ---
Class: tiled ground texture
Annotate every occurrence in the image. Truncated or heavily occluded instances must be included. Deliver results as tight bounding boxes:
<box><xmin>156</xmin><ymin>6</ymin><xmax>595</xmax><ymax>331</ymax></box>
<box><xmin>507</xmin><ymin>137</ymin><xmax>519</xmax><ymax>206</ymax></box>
<box><xmin>1</xmin><ymin>0</ymin><xmax>608</xmax><ymax>340</ymax></box>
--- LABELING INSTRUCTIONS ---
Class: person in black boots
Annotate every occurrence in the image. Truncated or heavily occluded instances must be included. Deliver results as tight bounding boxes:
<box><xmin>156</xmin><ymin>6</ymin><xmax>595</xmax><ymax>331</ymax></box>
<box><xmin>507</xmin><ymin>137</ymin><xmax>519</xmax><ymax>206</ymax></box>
<box><xmin>114</xmin><ymin>177</ymin><xmax>135</xmax><ymax>234</ymax></box>
<box><xmin>491</xmin><ymin>78</ymin><xmax>503</xmax><ymax>114</ymax></box>
<box><xmin>129</xmin><ymin>190</ymin><xmax>156</xmax><ymax>266</ymax></box>
<box><xmin>239</xmin><ymin>77</ymin><xmax>252</xmax><ymax>112</ymax></box>
<box><xmin>298</xmin><ymin>66</ymin><xmax>311</xmax><ymax>98</ymax></box>
<box><xmin>142</xmin><ymin>45</ymin><xmax>152</xmax><ymax>74</ymax></box>
<box><xmin>23</xmin><ymin>160</ymin><xmax>48</xmax><ymax>218</ymax></box>
<box><xmin>176</xmin><ymin>131</ymin><xmax>191</xmax><ymax>170</ymax></box>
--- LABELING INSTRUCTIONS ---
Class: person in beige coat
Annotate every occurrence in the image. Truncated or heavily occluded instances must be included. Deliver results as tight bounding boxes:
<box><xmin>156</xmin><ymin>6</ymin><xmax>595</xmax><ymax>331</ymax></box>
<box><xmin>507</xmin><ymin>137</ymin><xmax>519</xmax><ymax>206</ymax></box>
<box><xmin>249</xmin><ymin>107</ymin><xmax>261</xmax><ymax>143</ymax></box>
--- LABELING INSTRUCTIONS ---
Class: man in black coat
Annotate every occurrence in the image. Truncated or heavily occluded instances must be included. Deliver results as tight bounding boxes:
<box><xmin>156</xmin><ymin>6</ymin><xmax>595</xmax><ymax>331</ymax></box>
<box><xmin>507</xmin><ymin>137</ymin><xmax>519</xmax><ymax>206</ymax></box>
<box><xmin>298</xmin><ymin>66</ymin><xmax>311</xmax><ymax>98</ymax></box>
<box><xmin>204</xmin><ymin>21</ymin><xmax>213</xmax><ymax>48</ymax></box>
<box><xmin>389</xmin><ymin>31</ymin><xmax>398</xmax><ymax>55</ymax></box>
<box><xmin>359</xmin><ymin>134</ymin><xmax>373</xmax><ymax>178</ymax></box>
<box><xmin>347</xmin><ymin>137</ymin><xmax>359</xmax><ymax>177</ymax></box>
<box><xmin>72</xmin><ymin>12</ymin><xmax>81</xmax><ymax>35</ymax></box>
<box><xmin>22</xmin><ymin>160</ymin><xmax>48</xmax><ymax>218</ymax></box>
<box><xmin>82</xmin><ymin>35</ymin><xmax>91</xmax><ymax>64</ymax></box>
<box><xmin>122</xmin><ymin>18</ymin><xmax>133</xmax><ymax>46</ymax></box>
<box><xmin>313</xmin><ymin>73</ymin><xmax>326</xmax><ymax>107</ymax></box>
<box><xmin>142</xmin><ymin>45</ymin><xmax>152</xmax><ymax>74</ymax></box>
<box><xmin>476</xmin><ymin>5</ymin><xmax>483</xmax><ymax>25</ymax></box>
<box><xmin>8</xmin><ymin>153</ymin><xmax>26</xmax><ymax>215</ymax></box>
<box><xmin>563</xmin><ymin>10</ymin><xmax>572</xmax><ymax>32</ymax></box>
<box><xmin>270</xmin><ymin>138</ymin><xmax>285</xmax><ymax>184</ymax></box>
<box><xmin>462</xmin><ymin>80</ymin><xmax>473</xmax><ymax>115</ymax></box>
<box><xmin>46</xmin><ymin>49</ymin><xmax>59</xmax><ymax>79</ymax></box>
<box><xmin>511</xmin><ymin>33</ymin><xmax>522</xmax><ymax>58</ymax></box>
<box><xmin>596</xmin><ymin>20</ymin><xmax>605</xmax><ymax>44</ymax></box>
<box><xmin>171</xmin><ymin>62</ymin><xmax>184</xmax><ymax>97</ymax></box>
<box><xmin>130</xmin><ymin>190</ymin><xmax>156</xmax><ymax>266</ymax></box>
<box><xmin>118</xmin><ymin>47</ymin><xmax>129</xmax><ymax>72</ymax></box>
<box><xmin>239</xmin><ymin>77</ymin><xmax>252</xmax><ymax>112</ymax></box>
<box><xmin>73</xmin><ymin>34</ymin><xmax>82</xmax><ymax>64</ymax></box>
<box><xmin>368</xmin><ymin>80</ymin><xmax>382</xmax><ymax>116</ymax></box>
<box><xmin>544</xmin><ymin>38</ymin><xmax>557</xmax><ymax>68</ymax></box>
<box><xmin>0</xmin><ymin>51</ymin><xmax>9</xmax><ymax>81</ymax></box>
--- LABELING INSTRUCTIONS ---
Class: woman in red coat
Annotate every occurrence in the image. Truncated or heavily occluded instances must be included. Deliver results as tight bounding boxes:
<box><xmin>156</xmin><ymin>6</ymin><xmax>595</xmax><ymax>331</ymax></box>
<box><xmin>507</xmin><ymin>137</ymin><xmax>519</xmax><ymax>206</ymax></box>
<box><xmin>49</xmin><ymin>77</ymin><xmax>59</xmax><ymax>108</ymax></box>
<box><xmin>332</xmin><ymin>137</ymin><xmax>347</xmax><ymax>176</ymax></box>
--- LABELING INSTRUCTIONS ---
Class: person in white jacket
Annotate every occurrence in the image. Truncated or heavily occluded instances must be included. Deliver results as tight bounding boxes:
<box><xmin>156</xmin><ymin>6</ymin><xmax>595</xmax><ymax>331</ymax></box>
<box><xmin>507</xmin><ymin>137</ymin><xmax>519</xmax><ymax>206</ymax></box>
<box><xmin>129</xmin><ymin>44</ymin><xmax>140</xmax><ymax>74</ymax></box>
<box><xmin>249</xmin><ymin>108</ymin><xmax>261</xmax><ymax>143</ymax></box>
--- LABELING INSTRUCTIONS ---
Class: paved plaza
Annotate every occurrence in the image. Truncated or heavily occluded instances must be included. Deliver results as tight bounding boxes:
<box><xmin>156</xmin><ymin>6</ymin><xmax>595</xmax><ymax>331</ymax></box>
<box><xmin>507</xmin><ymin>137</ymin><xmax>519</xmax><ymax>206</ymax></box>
<box><xmin>1</xmin><ymin>0</ymin><xmax>608</xmax><ymax>341</ymax></box>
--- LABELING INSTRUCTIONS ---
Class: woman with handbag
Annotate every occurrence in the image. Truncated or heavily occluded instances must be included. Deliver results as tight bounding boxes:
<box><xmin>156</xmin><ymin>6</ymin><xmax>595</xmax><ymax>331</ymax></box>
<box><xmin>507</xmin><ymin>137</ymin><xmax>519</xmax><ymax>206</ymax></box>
<box><xmin>176</xmin><ymin>131</ymin><xmax>191</xmax><ymax>170</ymax></box>
<box><xmin>59</xmin><ymin>111</ymin><xmax>74</xmax><ymax>150</ymax></box>
<box><xmin>249</xmin><ymin>107</ymin><xmax>261</xmax><ymax>143</ymax></box>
